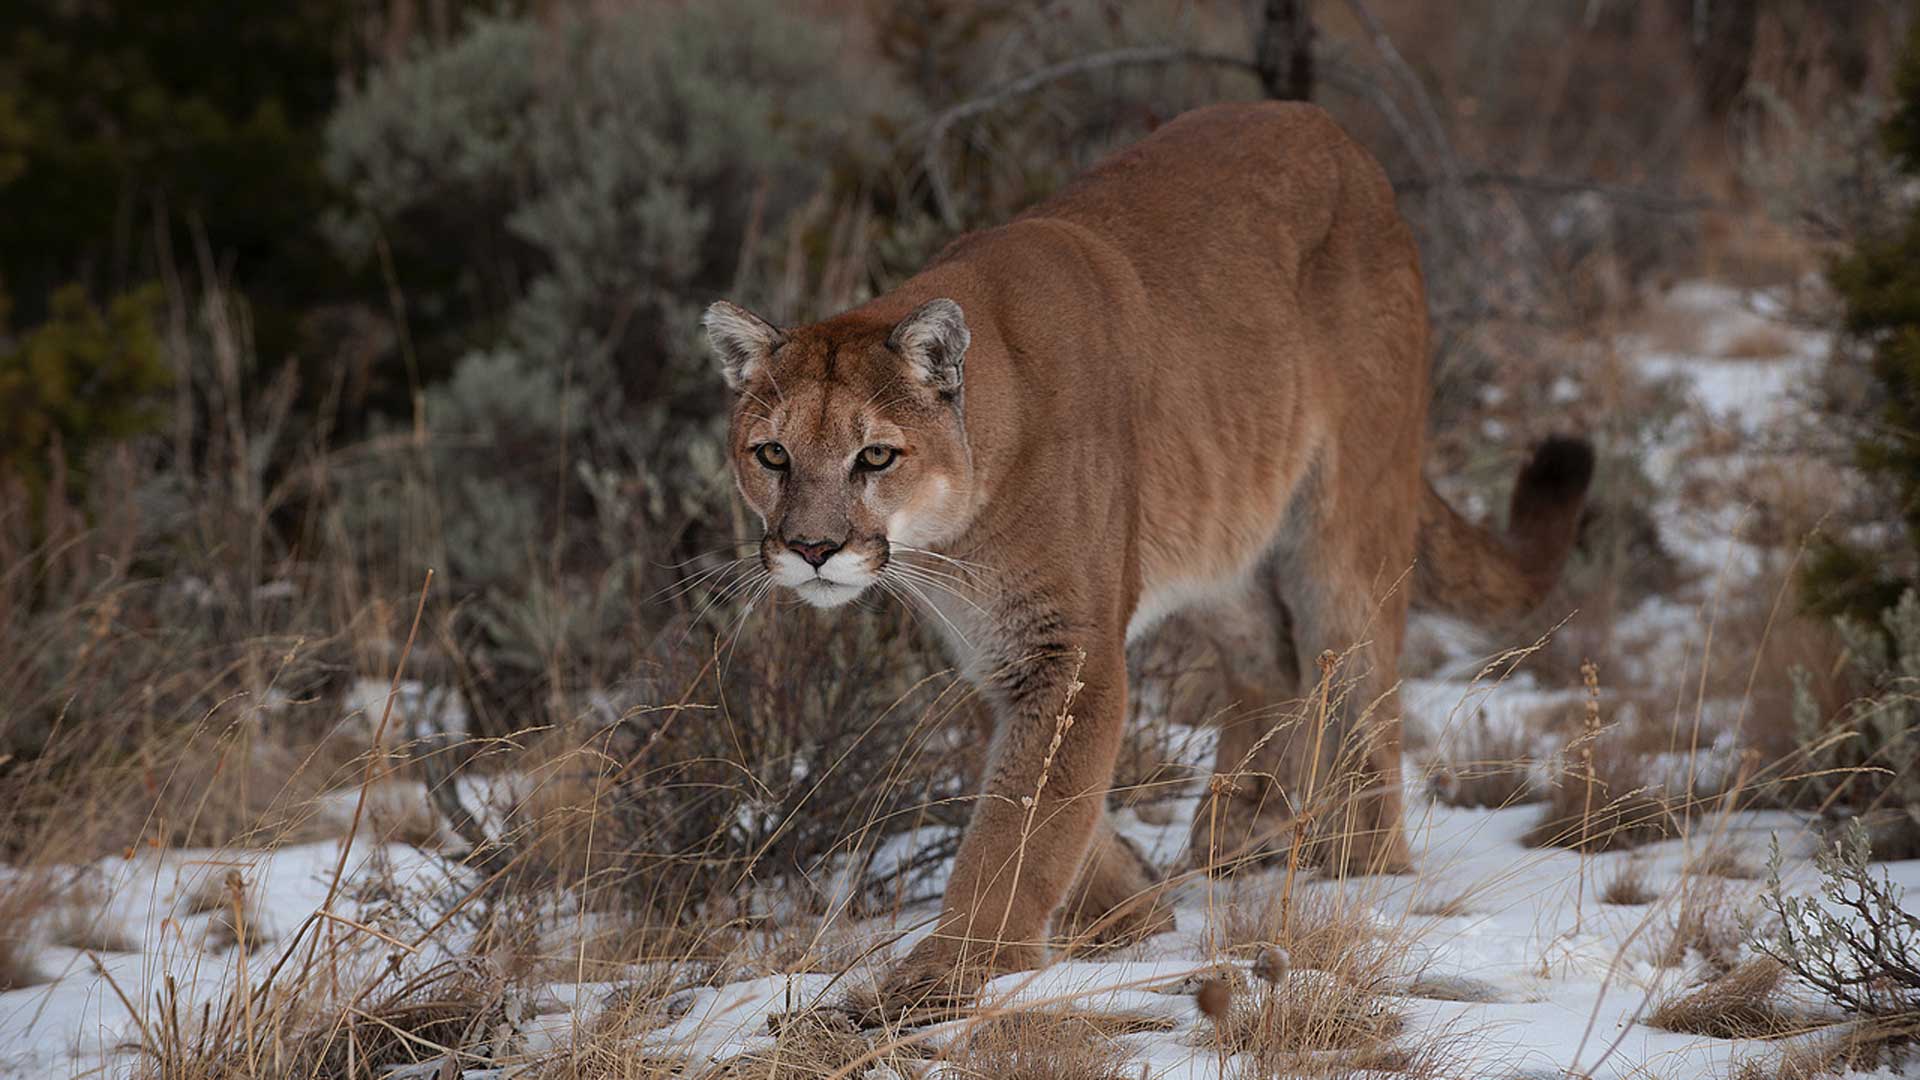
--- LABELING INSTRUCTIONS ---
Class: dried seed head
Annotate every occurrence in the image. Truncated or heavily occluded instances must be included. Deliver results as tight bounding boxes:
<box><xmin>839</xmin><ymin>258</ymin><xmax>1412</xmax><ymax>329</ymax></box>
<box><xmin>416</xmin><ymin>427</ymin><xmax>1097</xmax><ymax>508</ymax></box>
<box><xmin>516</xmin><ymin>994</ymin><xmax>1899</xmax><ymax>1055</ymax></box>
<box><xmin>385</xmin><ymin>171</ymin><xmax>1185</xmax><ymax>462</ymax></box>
<box><xmin>1252</xmin><ymin>946</ymin><xmax>1291</xmax><ymax>984</ymax></box>
<box><xmin>1195</xmin><ymin>976</ymin><xmax>1232</xmax><ymax>1024</ymax></box>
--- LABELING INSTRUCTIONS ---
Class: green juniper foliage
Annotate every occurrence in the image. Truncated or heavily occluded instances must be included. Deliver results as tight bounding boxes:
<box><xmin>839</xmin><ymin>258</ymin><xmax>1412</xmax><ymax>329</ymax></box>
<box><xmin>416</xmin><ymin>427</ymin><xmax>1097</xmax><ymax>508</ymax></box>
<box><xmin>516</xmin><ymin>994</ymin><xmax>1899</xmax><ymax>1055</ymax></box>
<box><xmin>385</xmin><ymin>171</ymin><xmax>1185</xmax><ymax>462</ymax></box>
<box><xmin>0</xmin><ymin>1</ymin><xmax>357</xmax><ymax>351</ymax></box>
<box><xmin>1790</xmin><ymin>589</ymin><xmax>1920</xmax><ymax>849</ymax></box>
<box><xmin>0</xmin><ymin>285</ymin><xmax>168</xmax><ymax>504</ymax></box>
<box><xmin>1807</xmin><ymin>17</ymin><xmax>1920</xmax><ymax>621</ymax></box>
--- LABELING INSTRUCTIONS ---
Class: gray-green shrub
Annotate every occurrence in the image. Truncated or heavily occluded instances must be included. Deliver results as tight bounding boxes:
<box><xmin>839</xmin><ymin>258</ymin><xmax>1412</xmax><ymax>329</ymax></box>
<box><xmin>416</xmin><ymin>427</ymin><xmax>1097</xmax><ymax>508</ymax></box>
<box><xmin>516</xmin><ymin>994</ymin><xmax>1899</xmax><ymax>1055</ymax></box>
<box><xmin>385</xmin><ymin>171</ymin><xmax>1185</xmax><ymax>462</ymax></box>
<box><xmin>321</xmin><ymin>1</ymin><xmax>870</xmax><ymax>718</ymax></box>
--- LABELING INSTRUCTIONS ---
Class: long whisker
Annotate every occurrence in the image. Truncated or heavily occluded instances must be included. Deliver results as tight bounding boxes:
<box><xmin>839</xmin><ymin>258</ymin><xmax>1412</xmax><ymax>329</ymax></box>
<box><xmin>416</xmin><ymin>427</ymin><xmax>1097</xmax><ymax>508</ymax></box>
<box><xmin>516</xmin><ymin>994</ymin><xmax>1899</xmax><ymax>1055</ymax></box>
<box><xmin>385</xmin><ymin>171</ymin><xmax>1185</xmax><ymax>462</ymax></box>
<box><xmin>891</xmin><ymin>544</ymin><xmax>991</xmax><ymax>576</ymax></box>
<box><xmin>651</xmin><ymin>556</ymin><xmax>756</xmax><ymax>603</ymax></box>
<box><xmin>655</xmin><ymin>562</ymin><xmax>748</xmax><ymax>607</ymax></box>
<box><xmin>718</xmin><ymin>576</ymin><xmax>774</xmax><ymax>682</ymax></box>
<box><xmin>888</xmin><ymin>557</ymin><xmax>991</xmax><ymax>602</ymax></box>
<box><xmin>887</xmin><ymin>558</ymin><xmax>987</xmax><ymax>597</ymax></box>
<box><xmin>686</xmin><ymin>560</ymin><xmax>769</xmax><ymax>630</ymax></box>
<box><xmin>872</xmin><ymin>577</ymin><xmax>926</xmax><ymax>630</ymax></box>
<box><xmin>887</xmin><ymin>564</ymin><xmax>991</xmax><ymax>619</ymax></box>
<box><xmin>651</xmin><ymin>542</ymin><xmax>762</xmax><ymax>572</ymax></box>
<box><xmin>882</xmin><ymin>570</ymin><xmax>972</xmax><ymax>649</ymax></box>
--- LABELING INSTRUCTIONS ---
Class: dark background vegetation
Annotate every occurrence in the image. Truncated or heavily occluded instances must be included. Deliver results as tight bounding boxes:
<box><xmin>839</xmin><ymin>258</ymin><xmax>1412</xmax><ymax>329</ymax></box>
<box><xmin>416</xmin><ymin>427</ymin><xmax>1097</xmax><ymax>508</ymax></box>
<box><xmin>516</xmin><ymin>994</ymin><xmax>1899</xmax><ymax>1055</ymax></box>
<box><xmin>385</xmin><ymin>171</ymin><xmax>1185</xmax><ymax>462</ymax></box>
<box><xmin>4</xmin><ymin>0</ymin><xmax>1920</xmax><ymax>925</ymax></box>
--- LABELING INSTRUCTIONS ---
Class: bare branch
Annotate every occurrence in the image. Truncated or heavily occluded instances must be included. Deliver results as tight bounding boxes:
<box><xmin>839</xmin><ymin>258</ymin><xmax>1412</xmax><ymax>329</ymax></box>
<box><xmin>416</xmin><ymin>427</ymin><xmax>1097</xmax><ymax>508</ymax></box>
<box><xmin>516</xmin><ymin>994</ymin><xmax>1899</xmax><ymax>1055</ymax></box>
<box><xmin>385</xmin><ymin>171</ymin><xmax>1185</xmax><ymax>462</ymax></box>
<box><xmin>922</xmin><ymin>46</ymin><xmax>1258</xmax><ymax>228</ymax></box>
<box><xmin>1396</xmin><ymin>171</ymin><xmax>1717</xmax><ymax>214</ymax></box>
<box><xmin>1341</xmin><ymin>0</ymin><xmax>1460</xmax><ymax>180</ymax></box>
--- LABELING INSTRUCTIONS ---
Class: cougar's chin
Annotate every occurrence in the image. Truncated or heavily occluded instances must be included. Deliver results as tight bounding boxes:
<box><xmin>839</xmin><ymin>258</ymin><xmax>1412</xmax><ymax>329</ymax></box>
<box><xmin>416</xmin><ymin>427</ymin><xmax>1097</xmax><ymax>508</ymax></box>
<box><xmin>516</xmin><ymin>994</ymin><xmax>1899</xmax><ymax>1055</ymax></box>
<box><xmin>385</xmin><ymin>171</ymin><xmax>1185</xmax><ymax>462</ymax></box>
<box><xmin>792</xmin><ymin>577</ymin><xmax>870</xmax><ymax>608</ymax></box>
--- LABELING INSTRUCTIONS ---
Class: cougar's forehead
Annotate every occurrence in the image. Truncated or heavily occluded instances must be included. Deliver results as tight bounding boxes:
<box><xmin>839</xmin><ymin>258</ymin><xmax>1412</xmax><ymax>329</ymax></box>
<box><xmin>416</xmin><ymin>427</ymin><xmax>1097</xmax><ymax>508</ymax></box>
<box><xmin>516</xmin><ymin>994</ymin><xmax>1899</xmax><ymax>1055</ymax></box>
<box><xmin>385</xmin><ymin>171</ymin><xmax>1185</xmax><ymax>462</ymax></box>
<box><xmin>739</xmin><ymin>381</ymin><xmax>907</xmax><ymax>450</ymax></box>
<box><xmin>732</xmin><ymin>328</ymin><xmax>921</xmax><ymax>446</ymax></box>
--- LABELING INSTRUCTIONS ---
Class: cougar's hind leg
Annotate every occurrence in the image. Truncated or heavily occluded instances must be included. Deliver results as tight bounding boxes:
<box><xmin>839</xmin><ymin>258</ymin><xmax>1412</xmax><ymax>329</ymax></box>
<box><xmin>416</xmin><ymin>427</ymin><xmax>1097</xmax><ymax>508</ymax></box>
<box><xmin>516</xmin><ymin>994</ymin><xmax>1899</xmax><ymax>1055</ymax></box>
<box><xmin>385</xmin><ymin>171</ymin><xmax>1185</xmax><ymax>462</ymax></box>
<box><xmin>1055</xmin><ymin>815</ymin><xmax>1176</xmax><ymax>951</ymax></box>
<box><xmin>1272</xmin><ymin>497</ymin><xmax>1417</xmax><ymax>878</ymax></box>
<box><xmin>1183</xmin><ymin>571</ymin><xmax>1307</xmax><ymax>877</ymax></box>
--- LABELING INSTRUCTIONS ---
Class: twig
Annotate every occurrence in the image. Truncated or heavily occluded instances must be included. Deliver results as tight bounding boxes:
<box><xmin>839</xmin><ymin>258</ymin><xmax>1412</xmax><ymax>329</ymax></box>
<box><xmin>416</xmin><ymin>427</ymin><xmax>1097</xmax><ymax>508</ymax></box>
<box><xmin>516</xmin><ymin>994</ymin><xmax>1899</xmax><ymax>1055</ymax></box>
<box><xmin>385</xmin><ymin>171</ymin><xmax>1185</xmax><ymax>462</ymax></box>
<box><xmin>922</xmin><ymin>47</ymin><xmax>1258</xmax><ymax>227</ymax></box>
<box><xmin>1575</xmin><ymin>659</ymin><xmax>1601</xmax><ymax>932</ymax></box>
<box><xmin>88</xmin><ymin>951</ymin><xmax>156</xmax><ymax>1057</ymax></box>
<box><xmin>1280</xmin><ymin>650</ymin><xmax>1339</xmax><ymax>937</ymax></box>
<box><xmin>298</xmin><ymin>570</ymin><xmax>433</xmax><ymax>1004</ymax></box>
<box><xmin>1341</xmin><ymin>0</ymin><xmax>1459</xmax><ymax>185</ymax></box>
<box><xmin>1394</xmin><ymin>170</ymin><xmax>1716</xmax><ymax>213</ymax></box>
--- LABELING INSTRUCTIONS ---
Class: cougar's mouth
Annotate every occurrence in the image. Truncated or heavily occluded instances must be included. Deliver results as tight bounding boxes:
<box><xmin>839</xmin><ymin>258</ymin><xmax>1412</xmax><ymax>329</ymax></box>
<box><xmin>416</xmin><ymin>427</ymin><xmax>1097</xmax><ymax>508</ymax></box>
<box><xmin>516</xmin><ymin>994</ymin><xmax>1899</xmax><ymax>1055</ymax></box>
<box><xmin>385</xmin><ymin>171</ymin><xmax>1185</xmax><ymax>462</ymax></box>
<box><xmin>766</xmin><ymin>542</ymin><xmax>883</xmax><ymax>608</ymax></box>
<box><xmin>792</xmin><ymin>576</ymin><xmax>870</xmax><ymax>608</ymax></box>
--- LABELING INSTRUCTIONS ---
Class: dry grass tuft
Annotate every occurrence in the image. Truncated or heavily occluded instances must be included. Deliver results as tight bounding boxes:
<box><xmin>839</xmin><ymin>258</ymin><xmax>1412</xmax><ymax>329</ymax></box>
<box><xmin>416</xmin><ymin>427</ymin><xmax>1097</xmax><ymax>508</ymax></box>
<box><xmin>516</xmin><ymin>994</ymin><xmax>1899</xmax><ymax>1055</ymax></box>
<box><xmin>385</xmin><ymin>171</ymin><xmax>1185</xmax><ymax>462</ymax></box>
<box><xmin>1717</xmin><ymin>324</ymin><xmax>1798</xmax><ymax>360</ymax></box>
<box><xmin>1422</xmin><ymin>711</ymin><xmax>1542</xmax><ymax>809</ymax></box>
<box><xmin>1408</xmin><ymin>891</ymin><xmax>1477</xmax><ymax>919</ymax></box>
<box><xmin>1202</xmin><ymin>886</ymin><xmax>1433</xmax><ymax>1077</ymax></box>
<box><xmin>1730</xmin><ymin>1017</ymin><xmax>1920</xmax><ymax>1080</ymax></box>
<box><xmin>199</xmin><ymin>870</ymin><xmax>269</xmax><ymax>952</ymax></box>
<box><xmin>1649</xmin><ymin>957</ymin><xmax>1799</xmax><ymax>1039</ymax></box>
<box><xmin>532</xmin><ymin>1041</ymin><xmax>686</xmax><ymax>1080</ymax></box>
<box><xmin>1690</xmin><ymin>846</ymin><xmax>1761</xmax><ymax>880</ymax></box>
<box><xmin>938</xmin><ymin>1011</ymin><xmax>1146</xmax><ymax>1080</ymax></box>
<box><xmin>703</xmin><ymin>1010</ymin><xmax>921</xmax><ymax>1080</ymax></box>
<box><xmin>1654</xmin><ymin>875</ymin><xmax>1758</xmax><ymax>972</ymax></box>
<box><xmin>49</xmin><ymin>881</ymin><xmax>138</xmax><ymax>953</ymax></box>
<box><xmin>1524</xmin><ymin>735</ymin><xmax>1678</xmax><ymax>853</ymax></box>
<box><xmin>1221</xmin><ymin>887</ymin><xmax>1387</xmax><ymax>975</ymax></box>
<box><xmin>0</xmin><ymin>871</ymin><xmax>54</xmax><ymax>991</ymax></box>
<box><xmin>133</xmin><ymin>958</ymin><xmax>512</xmax><ymax>1079</ymax></box>
<box><xmin>1196</xmin><ymin>966</ymin><xmax>1406</xmax><ymax>1059</ymax></box>
<box><xmin>711</xmin><ymin>916</ymin><xmax>871</xmax><ymax>984</ymax></box>
<box><xmin>1599</xmin><ymin>860</ymin><xmax>1660</xmax><ymax>906</ymax></box>
<box><xmin>525</xmin><ymin>977</ymin><xmax>692</xmax><ymax>1078</ymax></box>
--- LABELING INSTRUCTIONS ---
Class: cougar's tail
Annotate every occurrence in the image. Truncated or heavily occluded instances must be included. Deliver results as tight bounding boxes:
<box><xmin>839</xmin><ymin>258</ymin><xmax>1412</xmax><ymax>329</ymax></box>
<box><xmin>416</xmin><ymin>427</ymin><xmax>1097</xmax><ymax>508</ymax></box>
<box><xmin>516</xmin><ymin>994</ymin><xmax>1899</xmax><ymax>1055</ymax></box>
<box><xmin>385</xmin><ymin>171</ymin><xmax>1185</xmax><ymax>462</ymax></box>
<box><xmin>1414</xmin><ymin>436</ymin><xmax>1595</xmax><ymax>621</ymax></box>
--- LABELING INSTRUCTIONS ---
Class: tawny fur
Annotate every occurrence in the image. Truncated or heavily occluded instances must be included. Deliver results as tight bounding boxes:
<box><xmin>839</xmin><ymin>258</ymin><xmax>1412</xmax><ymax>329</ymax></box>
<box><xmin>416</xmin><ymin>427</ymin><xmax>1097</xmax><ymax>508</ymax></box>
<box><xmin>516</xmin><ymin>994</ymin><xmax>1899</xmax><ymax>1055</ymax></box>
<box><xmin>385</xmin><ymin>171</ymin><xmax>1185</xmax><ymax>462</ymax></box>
<box><xmin>703</xmin><ymin>102</ymin><xmax>1591</xmax><ymax>1022</ymax></box>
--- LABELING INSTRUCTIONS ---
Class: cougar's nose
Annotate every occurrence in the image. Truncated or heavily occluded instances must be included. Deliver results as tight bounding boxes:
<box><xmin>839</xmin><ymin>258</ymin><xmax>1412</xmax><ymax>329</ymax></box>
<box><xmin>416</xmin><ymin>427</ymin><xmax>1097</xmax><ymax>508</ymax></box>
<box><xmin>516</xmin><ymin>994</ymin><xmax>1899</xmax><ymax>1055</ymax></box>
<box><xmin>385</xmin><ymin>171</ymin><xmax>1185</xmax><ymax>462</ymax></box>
<box><xmin>786</xmin><ymin>538</ymin><xmax>842</xmax><ymax>568</ymax></box>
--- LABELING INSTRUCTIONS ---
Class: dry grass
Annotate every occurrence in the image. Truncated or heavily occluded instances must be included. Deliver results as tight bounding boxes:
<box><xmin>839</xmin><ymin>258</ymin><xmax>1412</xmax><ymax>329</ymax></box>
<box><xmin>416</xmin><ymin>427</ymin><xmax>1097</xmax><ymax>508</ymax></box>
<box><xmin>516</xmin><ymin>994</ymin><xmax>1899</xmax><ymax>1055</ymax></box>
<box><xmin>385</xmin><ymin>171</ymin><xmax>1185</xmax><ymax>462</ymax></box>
<box><xmin>936</xmin><ymin>1012</ymin><xmax>1144</xmax><ymax>1080</ymax></box>
<box><xmin>1408</xmin><ymin>891</ymin><xmax>1477</xmax><ymax>919</ymax></box>
<box><xmin>49</xmin><ymin>880</ymin><xmax>138</xmax><ymax>953</ymax></box>
<box><xmin>1523</xmin><ymin>739</ymin><xmax>1678</xmax><ymax>853</ymax></box>
<box><xmin>1649</xmin><ymin>957</ymin><xmax>1800</xmax><ymax>1039</ymax></box>
<box><xmin>1599</xmin><ymin>859</ymin><xmax>1660</xmax><ymax>906</ymax></box>
<box><xmin>701</xmin><ymin>1010</ymin><xmax>922</xmax><ymax>1080</ymax></box>
<box><xmin>1653</xmin><ymin>875</ymin><xmax>1758</xmax><ymax>972</ymax></box>
<box><xmin>1220</xmin><ymin>886</ymin><xmax>1388</xmax><ymax>976</ymax></box>
<box><xmin>199</xmin><ymin>870</ymin><xmax>269</xmax><ymax>953</ymax></box>
<box><xmin>532</xmin><ymin>1041</ymin><xmax>685</xmax><ymax>1080</ymax></box>
<box><xmin>0</xmin><ymin>871</ymin><xmax>54</xmax><ymax>991</ymax></box>
<box><xmin>1731</xmin><ymin>1017</ymin><xmax>1920</xmax><ymax>1080</ymax></box>
<box><xmin>1200</xmin><ymin>884</ymin><xmax>1441</xmax><ymax>1077</ymax></box>
<box><xmin>1422</xmin><ymin>710</ymin><xmax>1542</xmax><ymax>809</ymax></box>
<box><xmin>131</xmin><ymin>958</ymin><xmax>515</xmax><ymax>1079</ymax></box>
<box><xmin>1690</xmin><ymin>845</ymin><xmax>1761</xmax><ymax>880</ymax></box>
<box><xmin>1718</xmin><ymin>324</ymin><xmax>1799</xmax><ymax>360</ymax></box>
<box><xmin>1195</xmin><ymin>966</ymin><xmax>1406</xmax><ymax>1065</ymax></box>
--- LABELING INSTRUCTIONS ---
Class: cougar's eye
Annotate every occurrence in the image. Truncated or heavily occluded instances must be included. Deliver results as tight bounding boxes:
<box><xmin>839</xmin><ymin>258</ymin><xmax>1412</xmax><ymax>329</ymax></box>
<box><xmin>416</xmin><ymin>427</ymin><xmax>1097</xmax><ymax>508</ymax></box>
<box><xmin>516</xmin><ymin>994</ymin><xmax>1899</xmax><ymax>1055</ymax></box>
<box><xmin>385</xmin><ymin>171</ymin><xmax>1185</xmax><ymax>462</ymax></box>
<box><xmin>856</xmin><ymin>445</ymin><xmax>899</xmax><ymax>471</ymax></box>
<box><xmin>754</xmin><ymin>442</ymin><xmax>789</xmax><ymax>470</ymax></box>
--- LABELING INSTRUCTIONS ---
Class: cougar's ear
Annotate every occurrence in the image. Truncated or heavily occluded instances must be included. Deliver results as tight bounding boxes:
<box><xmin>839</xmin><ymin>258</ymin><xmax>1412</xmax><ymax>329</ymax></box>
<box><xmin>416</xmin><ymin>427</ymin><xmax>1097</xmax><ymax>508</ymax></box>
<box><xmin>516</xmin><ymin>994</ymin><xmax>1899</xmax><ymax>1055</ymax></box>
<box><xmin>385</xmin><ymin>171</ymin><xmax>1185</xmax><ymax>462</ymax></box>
<box><xmin>886</xmin><ymin>298</ymin><xmax>968</xmax><ymax>397</ymax></box>
<box><xmin>702</xmin><ymin>301</ymin><xmax>784</xmax><ymax>390</ymax></box>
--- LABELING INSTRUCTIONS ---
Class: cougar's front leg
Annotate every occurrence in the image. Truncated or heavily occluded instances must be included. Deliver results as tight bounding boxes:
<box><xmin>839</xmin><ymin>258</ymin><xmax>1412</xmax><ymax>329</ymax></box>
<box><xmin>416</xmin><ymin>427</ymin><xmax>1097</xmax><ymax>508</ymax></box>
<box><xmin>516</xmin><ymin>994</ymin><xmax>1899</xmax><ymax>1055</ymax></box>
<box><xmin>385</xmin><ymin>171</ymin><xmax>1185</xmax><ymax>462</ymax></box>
<box><xmin>866</xmin><ymin>627</ymin><xmax>1127</xmax><ymax>1021</ymax></box>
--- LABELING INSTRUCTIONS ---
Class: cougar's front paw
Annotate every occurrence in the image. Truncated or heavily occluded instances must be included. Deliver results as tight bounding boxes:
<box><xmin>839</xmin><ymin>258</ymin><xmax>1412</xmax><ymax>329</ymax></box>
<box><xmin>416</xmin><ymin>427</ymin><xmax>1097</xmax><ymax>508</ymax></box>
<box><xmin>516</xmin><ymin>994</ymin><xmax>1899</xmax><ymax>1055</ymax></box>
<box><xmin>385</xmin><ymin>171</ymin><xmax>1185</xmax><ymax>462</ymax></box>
<box><xmin>842</xmin><ymin>938</ymin><xmax>1041</xmax><ymax>1028</ymax></box>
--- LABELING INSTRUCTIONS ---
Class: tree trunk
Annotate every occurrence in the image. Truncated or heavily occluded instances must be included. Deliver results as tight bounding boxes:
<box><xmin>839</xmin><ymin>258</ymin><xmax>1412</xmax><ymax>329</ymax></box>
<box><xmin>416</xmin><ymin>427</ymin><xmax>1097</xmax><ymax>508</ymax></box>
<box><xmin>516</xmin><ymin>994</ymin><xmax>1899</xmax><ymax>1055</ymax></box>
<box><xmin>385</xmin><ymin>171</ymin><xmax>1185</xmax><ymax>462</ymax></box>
<box><xmin>1256</xmin><ymin>0</ymin><xmax>1315</xmax><ymax>101</ymax></box>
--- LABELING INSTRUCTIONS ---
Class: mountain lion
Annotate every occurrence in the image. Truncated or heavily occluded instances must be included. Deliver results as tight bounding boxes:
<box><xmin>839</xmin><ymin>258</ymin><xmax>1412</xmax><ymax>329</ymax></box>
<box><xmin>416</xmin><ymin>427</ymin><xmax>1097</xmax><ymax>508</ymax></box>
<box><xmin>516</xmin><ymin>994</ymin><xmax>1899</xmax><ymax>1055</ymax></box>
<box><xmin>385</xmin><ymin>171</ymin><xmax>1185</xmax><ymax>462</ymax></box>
<box><xmin>701</xmin><ymin>102</ymin><xmax>1592</xmax><ymax>1020</ymax></box>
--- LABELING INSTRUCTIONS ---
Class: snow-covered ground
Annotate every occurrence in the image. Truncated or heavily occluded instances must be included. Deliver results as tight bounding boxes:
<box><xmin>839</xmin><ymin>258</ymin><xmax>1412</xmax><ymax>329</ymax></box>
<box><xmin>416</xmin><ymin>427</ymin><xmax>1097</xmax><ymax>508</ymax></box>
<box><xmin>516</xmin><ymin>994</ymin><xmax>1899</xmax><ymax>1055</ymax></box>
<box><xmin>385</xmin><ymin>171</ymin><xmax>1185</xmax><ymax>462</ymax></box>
<box><xmin>4</xmin><ymin>281</ymin><xmax>1915</xmax><ymax>1078</ymax></box>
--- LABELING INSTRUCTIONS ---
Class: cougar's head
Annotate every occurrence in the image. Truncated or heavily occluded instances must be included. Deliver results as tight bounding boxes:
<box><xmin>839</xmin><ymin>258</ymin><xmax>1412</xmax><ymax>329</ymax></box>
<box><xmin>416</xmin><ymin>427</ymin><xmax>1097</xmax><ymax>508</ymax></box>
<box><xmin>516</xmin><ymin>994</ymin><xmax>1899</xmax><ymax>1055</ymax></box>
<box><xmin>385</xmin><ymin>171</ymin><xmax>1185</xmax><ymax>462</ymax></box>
<box><xmin>702</xmin><ymin>297</ymin><xmax>975</xmax><ymax>608</ymax></box>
